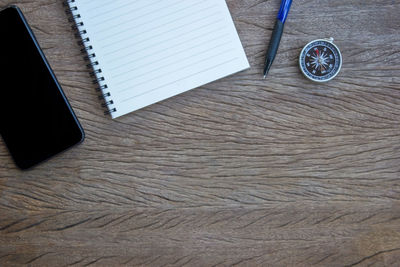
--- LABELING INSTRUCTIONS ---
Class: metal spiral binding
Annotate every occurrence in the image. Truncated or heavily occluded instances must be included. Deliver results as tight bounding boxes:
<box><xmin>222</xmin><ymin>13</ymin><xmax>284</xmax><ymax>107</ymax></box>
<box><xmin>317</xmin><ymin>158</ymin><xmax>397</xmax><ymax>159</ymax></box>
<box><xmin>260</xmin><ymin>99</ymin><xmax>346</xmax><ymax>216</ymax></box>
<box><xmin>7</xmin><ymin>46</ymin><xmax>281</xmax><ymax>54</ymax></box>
<box><xmin>63</xmin><ymin>0</ymin><xmax>117</xmax><ymax>116</ymax></box>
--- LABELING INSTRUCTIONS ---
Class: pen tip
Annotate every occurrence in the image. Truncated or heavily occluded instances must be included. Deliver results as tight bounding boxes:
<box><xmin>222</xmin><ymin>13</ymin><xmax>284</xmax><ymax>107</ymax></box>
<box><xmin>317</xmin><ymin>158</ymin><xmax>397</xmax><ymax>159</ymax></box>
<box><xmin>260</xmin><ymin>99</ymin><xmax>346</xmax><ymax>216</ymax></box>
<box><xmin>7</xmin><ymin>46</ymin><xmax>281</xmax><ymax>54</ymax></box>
<box><xmin>263</xmin><ymin>60</ymin><xmax>272</xmax><ymax>80</ymax></box>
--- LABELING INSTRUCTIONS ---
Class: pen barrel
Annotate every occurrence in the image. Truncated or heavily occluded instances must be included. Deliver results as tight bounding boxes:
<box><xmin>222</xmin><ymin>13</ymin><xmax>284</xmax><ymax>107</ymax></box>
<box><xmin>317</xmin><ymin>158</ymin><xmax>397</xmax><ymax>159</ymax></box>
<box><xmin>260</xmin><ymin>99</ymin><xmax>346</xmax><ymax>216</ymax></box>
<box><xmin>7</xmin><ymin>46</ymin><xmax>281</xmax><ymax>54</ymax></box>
<box><xmin>277</xmin><ymin>0</ymin><xmax>293</xmax><ymax>24</ymax></box>
<box><xmin>264</xmin><ymin>20</ymin><xmax>284</xmax><ymax>72</ymax></box>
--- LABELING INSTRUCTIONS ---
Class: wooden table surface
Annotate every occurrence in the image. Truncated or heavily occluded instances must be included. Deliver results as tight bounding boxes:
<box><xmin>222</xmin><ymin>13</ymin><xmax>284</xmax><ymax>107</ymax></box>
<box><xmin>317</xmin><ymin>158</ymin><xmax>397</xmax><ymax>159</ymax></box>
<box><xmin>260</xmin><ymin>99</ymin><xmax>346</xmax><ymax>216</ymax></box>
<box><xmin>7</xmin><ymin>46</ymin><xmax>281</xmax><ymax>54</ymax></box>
<box><xmin>1</xmin><ymin>0</ymin><xmax>400</xmax><ymax>266</ymax></box>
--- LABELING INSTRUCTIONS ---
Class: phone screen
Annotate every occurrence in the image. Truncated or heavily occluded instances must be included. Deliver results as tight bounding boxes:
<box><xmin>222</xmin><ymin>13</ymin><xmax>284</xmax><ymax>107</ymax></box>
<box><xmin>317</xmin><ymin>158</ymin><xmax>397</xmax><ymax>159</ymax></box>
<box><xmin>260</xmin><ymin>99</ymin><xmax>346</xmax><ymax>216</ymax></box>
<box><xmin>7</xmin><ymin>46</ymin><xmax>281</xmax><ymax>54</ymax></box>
<box><xmin>0</xmin><ymin>6</ymin><xmax>84</xmax><ymax>170</ymax></box>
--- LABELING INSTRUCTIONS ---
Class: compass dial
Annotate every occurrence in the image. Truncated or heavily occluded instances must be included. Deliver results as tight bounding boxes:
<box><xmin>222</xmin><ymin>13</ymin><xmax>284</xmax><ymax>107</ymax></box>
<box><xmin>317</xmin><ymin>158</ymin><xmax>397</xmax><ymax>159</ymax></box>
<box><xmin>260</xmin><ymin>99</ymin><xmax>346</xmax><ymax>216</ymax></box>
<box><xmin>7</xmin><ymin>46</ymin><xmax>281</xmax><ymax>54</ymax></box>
<box><xmin>299</xmin><ymin>39</ymin><xmax>342</xmax><ymax>82</ymax></box>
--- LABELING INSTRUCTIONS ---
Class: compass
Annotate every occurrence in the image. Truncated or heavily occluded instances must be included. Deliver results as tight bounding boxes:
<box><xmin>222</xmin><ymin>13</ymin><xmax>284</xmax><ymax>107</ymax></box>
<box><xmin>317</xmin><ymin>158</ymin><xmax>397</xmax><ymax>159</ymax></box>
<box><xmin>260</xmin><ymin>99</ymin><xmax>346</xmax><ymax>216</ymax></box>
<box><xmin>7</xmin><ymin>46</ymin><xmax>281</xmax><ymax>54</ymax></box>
<box><xmin>299</xmin><ymin>38</ymin><xmax>342</xmax><ymax>82</ymax></box>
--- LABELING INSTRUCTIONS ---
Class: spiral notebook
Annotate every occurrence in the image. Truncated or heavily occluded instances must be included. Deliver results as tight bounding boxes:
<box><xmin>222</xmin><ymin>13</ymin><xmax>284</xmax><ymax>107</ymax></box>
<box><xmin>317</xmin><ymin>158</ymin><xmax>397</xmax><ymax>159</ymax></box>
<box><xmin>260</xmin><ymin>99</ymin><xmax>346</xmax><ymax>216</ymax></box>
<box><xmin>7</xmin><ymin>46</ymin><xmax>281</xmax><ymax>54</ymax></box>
<box><xmin>66</xmin><ymin>0</ymin><xmax>249</xmax><ymax>118</ymax></box>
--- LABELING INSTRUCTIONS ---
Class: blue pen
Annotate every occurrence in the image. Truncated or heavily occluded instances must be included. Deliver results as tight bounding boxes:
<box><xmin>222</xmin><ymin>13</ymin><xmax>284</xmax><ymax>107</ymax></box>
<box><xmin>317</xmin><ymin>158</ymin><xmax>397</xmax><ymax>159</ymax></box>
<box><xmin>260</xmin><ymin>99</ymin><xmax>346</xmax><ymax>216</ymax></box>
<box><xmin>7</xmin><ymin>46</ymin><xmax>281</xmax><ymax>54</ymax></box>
<box><xmin>263</xmin><ymin>0</ymin><xmax>293</xmax><ymax>78</ymax></box>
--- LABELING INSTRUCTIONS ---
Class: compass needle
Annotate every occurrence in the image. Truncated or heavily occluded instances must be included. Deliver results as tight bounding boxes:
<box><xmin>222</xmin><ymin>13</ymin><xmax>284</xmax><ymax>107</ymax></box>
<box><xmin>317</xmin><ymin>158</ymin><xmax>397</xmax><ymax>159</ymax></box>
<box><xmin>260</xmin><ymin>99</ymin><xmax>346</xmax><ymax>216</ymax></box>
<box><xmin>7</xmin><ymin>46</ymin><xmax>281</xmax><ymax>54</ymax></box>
<box><xmin>299</xmin><ymin>38</ymin><xmax>342</xmax><ymax>82</ymax></box>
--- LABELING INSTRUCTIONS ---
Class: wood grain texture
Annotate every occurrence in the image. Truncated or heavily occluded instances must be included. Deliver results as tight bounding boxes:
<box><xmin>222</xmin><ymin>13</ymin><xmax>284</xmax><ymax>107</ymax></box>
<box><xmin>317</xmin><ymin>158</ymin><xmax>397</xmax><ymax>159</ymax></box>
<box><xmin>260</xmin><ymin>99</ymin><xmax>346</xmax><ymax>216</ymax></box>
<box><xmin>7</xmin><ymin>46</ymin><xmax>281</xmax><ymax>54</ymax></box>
<box><xmin>0</xmin><ymin>0</ymin><xmax>399</xmax><ymax>266</ymax></box>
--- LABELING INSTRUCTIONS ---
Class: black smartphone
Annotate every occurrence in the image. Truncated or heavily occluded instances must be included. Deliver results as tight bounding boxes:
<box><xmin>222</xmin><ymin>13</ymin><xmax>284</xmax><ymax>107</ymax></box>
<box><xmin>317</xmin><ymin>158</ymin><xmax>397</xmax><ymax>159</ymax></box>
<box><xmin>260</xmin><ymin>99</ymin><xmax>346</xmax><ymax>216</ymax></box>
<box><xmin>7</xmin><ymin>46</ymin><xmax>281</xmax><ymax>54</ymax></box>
<box><xmin>0</xmin><ymin>6</ymin><xmax>85</xmax><ymax>170</ymax></box>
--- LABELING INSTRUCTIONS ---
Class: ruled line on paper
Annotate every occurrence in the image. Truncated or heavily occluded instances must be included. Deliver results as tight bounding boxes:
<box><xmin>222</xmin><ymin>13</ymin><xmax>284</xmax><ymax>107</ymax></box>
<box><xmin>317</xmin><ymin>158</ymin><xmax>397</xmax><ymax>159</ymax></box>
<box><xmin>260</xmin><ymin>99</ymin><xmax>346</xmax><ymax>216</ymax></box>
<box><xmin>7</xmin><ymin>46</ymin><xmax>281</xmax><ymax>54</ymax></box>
<box><xmin>94</xmin><ymin>0</ymin><xmax>202</xmax><ymax>37</ymax></box>
<box><xmin>81</xmin><ymin>0</ymin><xmax>126</xmax><ymax>13</ymax></box>
<box><xmin>101</xmin><ymin>8</ymin><xmax>220</xmax><ymax>52</ymax></box>
<box><xmin>96</xmin><ymin>0</ymin><xmax>205</xmax><ymax>42</ymax></box>
<box><xmin>92</xmin><ymin>1</ymin><xmax>180</xmax><ymax>32</ymax></box>
<box><xmin>120</xmin><ymin>58</ymin><xmax>239</xmax><ymax>103</ymax></box>
<box><xmin>105</xmin><ymin>27</ymin><xmax>226</xmax><ymax>67</ymax></box>
<box><xmin>117</xmin><ymin>49</ymin><xmax>234</xmax><ymax>92</ymax></box>
<box><xmin>86</xmin><ymin>0</ymin><xmax>157</xmax><ymax>22</ymax></box>
<box><xmin>108</xmin><ymin>31</ymin><xmax>229</xmax><ymax>71</ymax></box>
<box><xmin>112</xmin><ymin>41</ymin><xmax>233</xmax><ymax>82</ymax></box>
<box><xmin>102</xmin><ymin>15</ymin><xmax>223</xmax><ymax>56</ymax></box>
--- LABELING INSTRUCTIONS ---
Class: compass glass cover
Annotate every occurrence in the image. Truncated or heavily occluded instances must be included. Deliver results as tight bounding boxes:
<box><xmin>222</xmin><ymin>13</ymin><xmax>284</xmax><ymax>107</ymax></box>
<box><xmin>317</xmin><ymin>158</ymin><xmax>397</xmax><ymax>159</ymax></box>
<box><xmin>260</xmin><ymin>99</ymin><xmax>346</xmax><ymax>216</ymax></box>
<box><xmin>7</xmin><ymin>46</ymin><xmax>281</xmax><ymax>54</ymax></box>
<box><xmin>300</xmin><ymin>40</ymin><xmax>341</xmax><ymax>82</ymax></box>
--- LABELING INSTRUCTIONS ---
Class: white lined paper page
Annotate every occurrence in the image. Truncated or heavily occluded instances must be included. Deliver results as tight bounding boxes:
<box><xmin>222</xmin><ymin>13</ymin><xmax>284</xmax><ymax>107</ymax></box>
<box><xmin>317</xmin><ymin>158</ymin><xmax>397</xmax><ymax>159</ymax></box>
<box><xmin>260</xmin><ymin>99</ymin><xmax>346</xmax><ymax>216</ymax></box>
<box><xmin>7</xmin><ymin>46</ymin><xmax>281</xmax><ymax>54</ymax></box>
<box><xmin>72</xmin><ymin>0</ymin><xmax>249</xmax><ymax>118</ymax></box>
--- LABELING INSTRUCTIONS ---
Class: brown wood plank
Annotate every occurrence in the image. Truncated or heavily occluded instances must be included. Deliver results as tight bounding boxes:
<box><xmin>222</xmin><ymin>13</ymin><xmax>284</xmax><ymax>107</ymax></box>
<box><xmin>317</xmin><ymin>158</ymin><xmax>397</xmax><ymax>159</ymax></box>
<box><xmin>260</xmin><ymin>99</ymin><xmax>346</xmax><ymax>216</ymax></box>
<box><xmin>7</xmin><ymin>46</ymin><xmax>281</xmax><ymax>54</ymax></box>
<box><xmin>0</xmin><ymin>0</ymin><xmax>399</xmax><ymax>266</ymax></box>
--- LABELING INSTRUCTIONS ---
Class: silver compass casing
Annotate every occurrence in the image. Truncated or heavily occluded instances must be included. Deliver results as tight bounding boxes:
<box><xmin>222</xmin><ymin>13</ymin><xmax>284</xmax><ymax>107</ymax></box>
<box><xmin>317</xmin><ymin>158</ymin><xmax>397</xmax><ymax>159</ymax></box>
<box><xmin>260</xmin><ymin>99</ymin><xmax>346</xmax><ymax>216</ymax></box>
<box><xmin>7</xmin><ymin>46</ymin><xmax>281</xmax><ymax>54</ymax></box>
<box><xmin>299</xmin><ymin>38</ymin><xmax>342</xmax><ymax>83</ymax></box>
